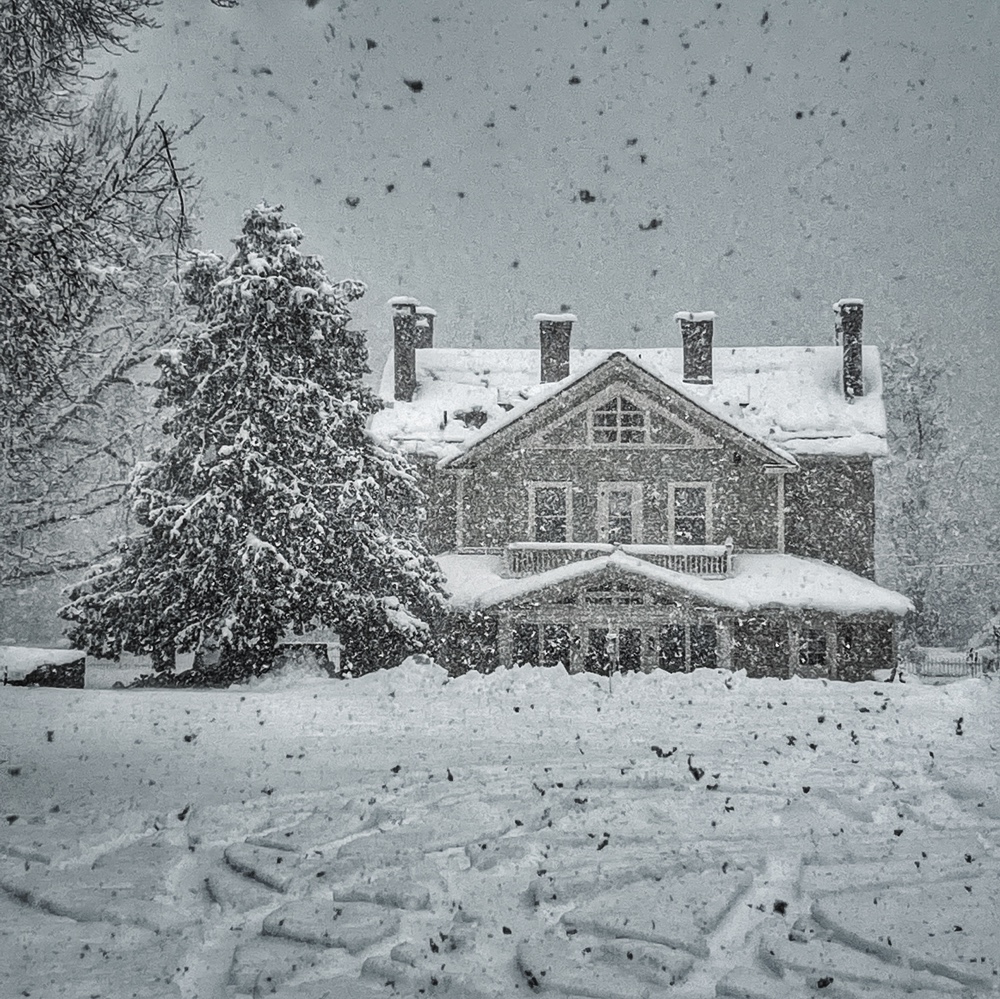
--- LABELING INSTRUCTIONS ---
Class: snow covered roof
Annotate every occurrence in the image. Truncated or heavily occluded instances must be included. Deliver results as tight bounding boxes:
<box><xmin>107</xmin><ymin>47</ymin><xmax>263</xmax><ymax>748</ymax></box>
<box><xmin>436</xmin><ymin>551</ymin><xmax>913</xmax><ymax>618</ymax></box>
<box><xmin>371</xmin><ymin>345</ymin><xmax>887</xmax><ymax>462</ymax></box>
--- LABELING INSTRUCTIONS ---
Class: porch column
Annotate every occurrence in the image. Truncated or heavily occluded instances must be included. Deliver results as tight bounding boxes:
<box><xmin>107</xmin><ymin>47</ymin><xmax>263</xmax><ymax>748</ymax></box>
<box><xmin>716</xmin><ymin>618</ymin><xmax>733</xmax><ymax>671</ymax></box>
<box><xmin>786</xmin><ymin>622</ymin><xmax>798</xmax><ymax>679</ymax></box>
<box><xmin>775</xmin><ymin>472</ymin><xmax>786</xmax><ymax>553</ymax></box>
<box><xmin>455</xmin><ymin>469</ymin><xmax>469</xmax><ymax>550</ymax></box>
<box><xmin>825</xmin><ymin>621</ymin><xmax>839</xmax><ymax>680</ymax></box>
<box><xmin>498</xmin><ymin>609</ymin><xmax>512</xmax><ymax>669</ymax></box>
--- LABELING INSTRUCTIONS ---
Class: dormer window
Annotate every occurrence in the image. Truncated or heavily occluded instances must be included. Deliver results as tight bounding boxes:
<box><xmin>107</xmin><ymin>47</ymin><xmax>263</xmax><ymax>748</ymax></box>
<box><xmin>593</xmin><ymin>396</ymin><xmax>646</xmax><ymax>444</ymax></box>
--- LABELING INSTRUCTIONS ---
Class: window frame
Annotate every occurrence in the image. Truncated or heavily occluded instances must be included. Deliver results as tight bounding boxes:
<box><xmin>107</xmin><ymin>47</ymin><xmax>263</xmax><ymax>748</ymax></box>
<box><xmin>798</xmin><ymin>627</ymin><xmax>828</xmax><ymax>668</ymax></box>
<box><xmin>667</xmin><ymin>481</ymin><xmax>712</xmax><ymax>545</ymax></box>
<box><xmin>590</xmin><ymin>395</ymin><xmax>648</xmax><ymax>446</ymax></box>
<box><xmin>658</xmin><ymin>621</ymin><xmax>717</xmax><ymax>672</ymax></box>
<box><xmin>527</xmin><ymin>481</ymin><xmax>573</xmax><ymax>543</ymax></box>
<box><xmin>597</xmin><ymin>481</ymin><xmax>643</xmax><ymax>544</ymax></box>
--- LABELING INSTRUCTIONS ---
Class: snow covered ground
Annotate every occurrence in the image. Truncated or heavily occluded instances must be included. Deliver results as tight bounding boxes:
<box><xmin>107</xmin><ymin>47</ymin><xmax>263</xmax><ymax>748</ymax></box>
<box><xmin>2</xmin><ymin>658</ymin><xmax>998</xmax><ymax>998</ymax></box>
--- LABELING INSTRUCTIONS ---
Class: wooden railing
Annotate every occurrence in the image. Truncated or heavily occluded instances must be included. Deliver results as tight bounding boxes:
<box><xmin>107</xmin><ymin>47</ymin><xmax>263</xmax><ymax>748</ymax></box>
<box><xmin>908</xmin><ymin>655</ymin><xmax>985</xmax><ymax>679</ymax></box>
<box><xmin>505</xmin><ymin>542</ymin><xmax>732</xmax><ymax>578</ymax></box>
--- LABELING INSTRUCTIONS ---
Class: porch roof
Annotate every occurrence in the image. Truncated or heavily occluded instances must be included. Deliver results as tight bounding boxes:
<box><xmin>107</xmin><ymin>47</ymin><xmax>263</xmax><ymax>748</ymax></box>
<box><xmin>436</xmin><ymin>550</ymin><xmax>913</xmax><ymax>618</ymax></box>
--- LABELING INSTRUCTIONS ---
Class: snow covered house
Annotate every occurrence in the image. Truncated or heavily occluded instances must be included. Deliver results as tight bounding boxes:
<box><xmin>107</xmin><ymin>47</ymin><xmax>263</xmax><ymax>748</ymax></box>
<box><xmin>371</xmin><ymin>298</ymin><xmax>912</xmax><ymax>680</ymax></box>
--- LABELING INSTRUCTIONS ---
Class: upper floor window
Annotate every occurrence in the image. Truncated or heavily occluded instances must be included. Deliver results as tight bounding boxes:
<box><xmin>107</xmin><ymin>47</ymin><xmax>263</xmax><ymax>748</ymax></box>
<box><xmin>593</xmin><ymin>396</ymin><xmax>646</xmax><ymax>444</ymax></box>
<box><xmin>598</xmin><ymin>481</ymin><xmax>642</xmax><ymax>544</ymax></box>
<box><xmin>529</xmin><ymin>482</ymin><xmax>571</xmax><ymax>542</ymax></box>
<box><xmin>670</xmin><ymin>484</ymin><xmax>710</xmax><ymax>544</ymax></box>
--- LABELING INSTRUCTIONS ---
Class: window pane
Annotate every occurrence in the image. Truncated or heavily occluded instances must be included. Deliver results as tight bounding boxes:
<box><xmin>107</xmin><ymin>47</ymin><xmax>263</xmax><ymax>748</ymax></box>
<box><xmin>534</xmin><ymin>487</ymin><xmax>567</xmax><ymax>542</ymax></box>
<box><xmin>586</xmin><ymin>628</ymin><xmax>614</xmax><ymax>674</ymax></box>
<box><xmin>799</xmin><ymin>628</ymin><xmax>826</xmax><ymax>667</ymax></box>
<box><xmin>619</xmin><ymin>628</ymin><xmax>642</xmax><ymax>672</ymax></box>
<box><xmin>512</xmin><ymin>623</ymin><xmax>539</xmax><ymax>667</ymax></box>
<box><xmin>659</xmin><ymin>625</ymin><xmax>685</xmax><ymax>672</ymax></box>
<box><xmin>607</xmin><ymin>489</ymin><xmax>633</xmax><ymax>543</ymax></box>
<box><xmin>690</xmin><ymin>625</ymin><xmax>717</xmax><ymax>669</ymax></box>
<box><xmin>673</xmin><ymin>487</ymin><xmax>707</xmax><ymax>544</ymax></box>
<box><xmin>542</xmin><ymin>625</ymin><xmax>575</xmax><ymax>669</ymax></box>
<box><xmin>675</xmin><ymin>487</ymin><xmax>705</xmax><ymax>515</ymax></box>
<box><xmin>592</xmin><ymin>397</ymin><xmax>645</xmax><ymax>444</ymax></box>
<box><xmin>675</xmin><ymin>517</ymin><xmax>705</xmax><ymax>544</ymax></box>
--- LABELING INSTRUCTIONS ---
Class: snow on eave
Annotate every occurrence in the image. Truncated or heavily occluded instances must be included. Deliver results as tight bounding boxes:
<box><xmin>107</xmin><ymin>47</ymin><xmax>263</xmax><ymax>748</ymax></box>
<box><xmin>619</xmin><ymin>352</ymin><xmax>800</xmax><ymax>468</ymax></box>
<box><xmin>721</xmin><ymin>554</ymin><xmax>914</xmax><ymax>617</ymax></box>
<box><xmin>781</xmin><ymin>434</ymin><xmax>889</xmax><ymax>458</ymax></box>
<box><xmin>451</xmin><ymin>550</ymin><xmax>912</xmax><ymax>618</ymax></box>
<box><xmin>471</xmin><ymin>552</ymin><xmax>747</xmax><ymax>612</ymax></box>
<box><xmin>436</xmin><ymin>352</ymin><xmax>609</xmax><ymax>469</ymax></box>
<box><xmin>439</xmin><ymin>350</ymin><xmax>799</xmax><ymax>471</ymax></box>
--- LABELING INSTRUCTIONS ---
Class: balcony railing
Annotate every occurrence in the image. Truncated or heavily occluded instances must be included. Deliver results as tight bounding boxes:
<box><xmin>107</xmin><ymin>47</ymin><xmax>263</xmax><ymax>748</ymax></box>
<box><xmin>505</xmin><ymin>542</ymin><xmax>732</xmax><ymax>578</ymax></box>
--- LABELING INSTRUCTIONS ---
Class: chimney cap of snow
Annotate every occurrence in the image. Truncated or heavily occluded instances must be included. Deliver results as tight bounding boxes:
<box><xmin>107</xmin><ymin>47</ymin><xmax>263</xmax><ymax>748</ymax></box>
<box><xmin>674</xmin><ymin>311</ymin><xmax>717</xmax><ymax>323</ymax></box>
<box><xmin>388</xmin><ymin>295</ymin><xmax>420</xmax><ymax>307</ymax></box>
<box><xmin>533</xmin><ymin>312</ymin><xmax>577</xmax><ymax>323</ymax></box>
<box><xmin>833</xmin><ymin>298</ymin><xmax>864</xmax><ymax>311</ymax></box>
<box><xmin>415</xmin><ymin>306</ymin><xmax>437</xmax><ymax>317</ymax></box>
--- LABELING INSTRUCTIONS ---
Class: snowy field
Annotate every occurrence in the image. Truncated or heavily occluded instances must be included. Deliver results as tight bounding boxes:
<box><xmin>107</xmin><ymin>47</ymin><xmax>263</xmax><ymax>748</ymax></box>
<box><xmin>1</xmin><ymin>660</ymin><xmax>998</xmax><ymax>998</ymax></box>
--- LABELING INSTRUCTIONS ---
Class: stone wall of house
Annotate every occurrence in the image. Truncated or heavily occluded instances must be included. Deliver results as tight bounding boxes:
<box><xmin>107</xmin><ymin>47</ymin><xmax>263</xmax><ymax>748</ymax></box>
<box><xmin>783</xmin><ymin>456</ymin><xmax>876</xmax><ymax>578</ymax></box>
<box><xmin>413</xmin><ymin>457</ymin><xmax>457</xmax><ymax>554</ymax></box>
<box><xmin>453</xmin><ymin>444</ymin><xmax>783</xmax><ymax>550</ymax></box>
<box><xmin>837</xmin><ymin>618</ymin><xmax>895</xmax><ymax>680</ymax></box>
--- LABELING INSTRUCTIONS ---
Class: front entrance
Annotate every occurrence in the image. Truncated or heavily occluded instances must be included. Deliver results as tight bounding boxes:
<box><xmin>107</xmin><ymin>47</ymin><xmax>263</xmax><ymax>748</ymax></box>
<box><xmin>505</xmin><ymin>615</ymin><xmax>721</xmax><ymax>674</ymax></box>
<box><xmin>585</xmin><ymin>627</ymin><xmax>642</xmax><ymax>674</ymax></box>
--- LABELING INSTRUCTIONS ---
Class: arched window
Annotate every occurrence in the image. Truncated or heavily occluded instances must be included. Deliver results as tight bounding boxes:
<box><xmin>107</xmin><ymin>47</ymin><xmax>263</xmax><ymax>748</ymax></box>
<box><xmin>593</xmin><ymin>396</ymin><xmax>646</xmax><ymax>444</ymax></box>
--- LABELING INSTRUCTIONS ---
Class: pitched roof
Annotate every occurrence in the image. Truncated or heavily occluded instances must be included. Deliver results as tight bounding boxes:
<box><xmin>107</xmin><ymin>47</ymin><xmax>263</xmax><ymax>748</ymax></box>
<box><xmin>436</xmin><ymin>551</ymin><xmax>913</xmax><ymax>618</ymax></box>
<box><xmin>371</xmin><ymin>344</ymin><xmax>887</xmax><ymax>462</ymax></box>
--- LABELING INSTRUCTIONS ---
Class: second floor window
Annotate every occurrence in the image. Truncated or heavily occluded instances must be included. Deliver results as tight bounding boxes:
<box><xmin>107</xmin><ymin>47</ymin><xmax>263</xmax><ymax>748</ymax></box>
<box><xmin>672</xmin><ymin>485</ymin><xmax>709</xmax><ymax>544</ymax></box>
<box><xmin>593</xmin><ymin>396</ymin><xmax>646</xmax><ymax>444</ymax></box>
<box><xmin>598</xmin><ymin>481</ymin><xmax>642</xmax><ymax>544</ymax></box>
<box><xmin>531</xmin><ymin>484</ymin><xmax>570</xmax><ymax>542</ymax></box>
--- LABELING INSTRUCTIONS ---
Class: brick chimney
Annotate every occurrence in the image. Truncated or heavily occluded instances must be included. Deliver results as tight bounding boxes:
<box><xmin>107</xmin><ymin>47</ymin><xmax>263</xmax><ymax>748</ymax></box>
<box><xmin>534</xmin><ymin>313</ymin><xmax>576</xmax><ymax>383</ymax></box>
<box><xmin>833</xmin><ymin>298</ymin><xmax>864</xmax><ymax>399</ymax></box>
<box><xmin>415</xmin><ymin>306</ymin><xmax>436</xmax><ymax>349</ymax></box>
<box><xmin>390</xmin><ymin>296</ymin><xmax>420</xmax><ymax>402</ymax></box>
<box><xmin>674</xmin><ymin>311</ymin><xmax>716</xmax><ymax>384</ymax></box>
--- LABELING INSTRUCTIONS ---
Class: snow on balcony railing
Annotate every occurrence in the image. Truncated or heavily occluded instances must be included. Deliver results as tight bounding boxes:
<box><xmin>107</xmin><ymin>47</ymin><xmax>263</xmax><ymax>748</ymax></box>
<box><xmin>505</xmin><ymin>542</ymin><xmax>732</xmax><ymax>578</ymax></box>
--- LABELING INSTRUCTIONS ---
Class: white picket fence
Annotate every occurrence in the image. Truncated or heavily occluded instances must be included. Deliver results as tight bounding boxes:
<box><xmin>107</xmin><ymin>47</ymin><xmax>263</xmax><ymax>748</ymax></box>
<box><xmin>908</xmin><ymin>654</ymin><xmax>985</xmax><ymax>679</ymax></box>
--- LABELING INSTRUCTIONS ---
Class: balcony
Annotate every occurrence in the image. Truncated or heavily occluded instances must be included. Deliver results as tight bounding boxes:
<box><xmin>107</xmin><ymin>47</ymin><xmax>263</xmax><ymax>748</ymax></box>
<box><xmin>504</xmin><ymin>542</ymin><xmax>732</xmax><ymax>578</ymax></box>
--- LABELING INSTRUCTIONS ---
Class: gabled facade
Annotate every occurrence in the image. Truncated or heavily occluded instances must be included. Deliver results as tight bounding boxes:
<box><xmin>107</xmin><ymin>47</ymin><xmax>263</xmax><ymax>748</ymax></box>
<box><xmin>372</xmin><ymin>298</ymin><xmax>912</xmax><ymax>680</ymax></box>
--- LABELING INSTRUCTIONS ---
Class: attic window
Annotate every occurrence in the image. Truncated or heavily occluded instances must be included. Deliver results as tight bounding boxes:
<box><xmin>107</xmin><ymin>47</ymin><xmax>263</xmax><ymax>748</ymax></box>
<box><xmin>585</xmin><ymin>582</ymin><xmax>644</xmax><ymax>606</ymax></box>
<box><xmin>593</xmin><ymin>396</ymin><xmax>646</xmax><ymax>444</ymax></box>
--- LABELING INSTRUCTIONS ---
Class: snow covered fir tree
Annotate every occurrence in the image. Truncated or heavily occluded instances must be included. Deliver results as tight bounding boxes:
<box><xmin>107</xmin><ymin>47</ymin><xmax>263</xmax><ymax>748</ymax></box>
<box><xmin>63</xmin><ymin>204</ymin><xmax>445</xmax><ymax>681</ymax></box>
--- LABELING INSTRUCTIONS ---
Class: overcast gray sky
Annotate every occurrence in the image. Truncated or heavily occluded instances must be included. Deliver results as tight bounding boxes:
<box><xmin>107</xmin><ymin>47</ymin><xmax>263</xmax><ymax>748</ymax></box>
<box><xmin>106</xmin><ymin>0</ymin><xmax>999</xmax><ymax>429</ymax></box>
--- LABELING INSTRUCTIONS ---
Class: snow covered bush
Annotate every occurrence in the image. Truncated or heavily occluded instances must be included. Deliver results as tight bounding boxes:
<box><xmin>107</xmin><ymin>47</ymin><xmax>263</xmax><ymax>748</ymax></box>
<box><xmin>63</xmin><ymin>204</ymin><xmax>446</xmax><ymax>682</ymax></box>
